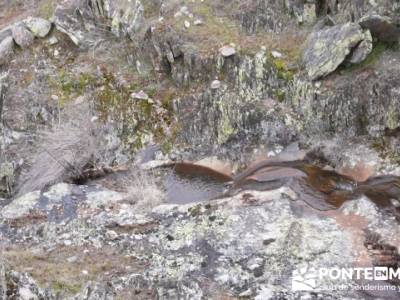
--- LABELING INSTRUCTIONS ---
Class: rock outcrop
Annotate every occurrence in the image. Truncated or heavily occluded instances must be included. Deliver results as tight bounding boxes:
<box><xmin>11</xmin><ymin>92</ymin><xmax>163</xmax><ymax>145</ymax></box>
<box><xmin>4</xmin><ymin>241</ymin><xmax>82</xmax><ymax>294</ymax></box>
<box><xmin>53</xmin><ymin>0</ymin><xmax>144</xmax><ymax>47</ymax></box>
<box><xmin>1</xmin><ymin>180</ymin><xmax>399</xmax><ymax>298</ymax></box>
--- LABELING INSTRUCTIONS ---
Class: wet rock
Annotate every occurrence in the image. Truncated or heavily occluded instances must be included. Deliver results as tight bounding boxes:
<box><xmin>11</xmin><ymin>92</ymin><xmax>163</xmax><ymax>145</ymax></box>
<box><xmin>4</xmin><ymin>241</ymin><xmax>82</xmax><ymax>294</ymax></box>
<box><xmin>24</xmin><ymin>17</ymin><xmax>52</xmax><ymax>38</ymax></box>
<box><xmin>303</xmin><ymin>23</ymin><xmax>372</xmax><ymax>80</ymax></box>
<box><xmin>12</xmin><ymin>25</ymin><xmax>34</xmax><ymax>49</ymax></box>
<box><xmin>359</xmin><ymin>15</ymin><xmax>400</xmax><ymax>42</ymax></box>
<box><xmin>0</xmin><ymin>36</ymin><xmax>14</xmax><ymax>66</ymax></box>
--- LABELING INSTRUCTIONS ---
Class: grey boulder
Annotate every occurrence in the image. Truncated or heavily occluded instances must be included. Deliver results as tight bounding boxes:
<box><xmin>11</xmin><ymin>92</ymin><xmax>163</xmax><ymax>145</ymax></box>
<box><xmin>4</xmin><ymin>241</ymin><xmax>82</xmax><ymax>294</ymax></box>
<box><xmin>359</xmin><ymin>14</ymin><xmax>400</xmax><ymax>42</ymax></box>
<box><xmin>0</xmin><ymin>37</ymin><xmax>14</xmax><ymax>66</ymax></box>
<box><xmin>303</xmin><ymin>23</ymin><xmax>373</xmax><ymax>80</ymax></box>
<box><xmin>24</xmin><ymin>17</ymin><xmax>52</xmax><ymax>38</ymax></box>
<box><xmin>12</xmin><ymin>25</ymin><xmax>34</xmax><ymax>48</ymax></box>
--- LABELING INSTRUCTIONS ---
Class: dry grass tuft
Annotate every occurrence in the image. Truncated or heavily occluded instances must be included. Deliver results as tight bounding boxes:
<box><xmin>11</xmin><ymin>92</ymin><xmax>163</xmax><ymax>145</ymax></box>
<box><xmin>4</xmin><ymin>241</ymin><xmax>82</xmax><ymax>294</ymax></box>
<box><xmin>3</xmin><ymin>245</ymin><xmax>140</xmax><ymax>296</ymax></box>
<box><xmin>97</xmin><ymin>167</ymin><xmax>166</xmax><ymax>210</ymax></box>
<box><xmin>18</xmin><ymin>101</ymin><xmax>103</xmax><ymax>195</ymax></box>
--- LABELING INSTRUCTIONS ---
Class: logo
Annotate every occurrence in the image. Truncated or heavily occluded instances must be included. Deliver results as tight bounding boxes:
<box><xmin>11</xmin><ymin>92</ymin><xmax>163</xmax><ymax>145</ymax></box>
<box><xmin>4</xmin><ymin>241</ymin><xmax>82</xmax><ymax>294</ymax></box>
<box><xmin>291</xmin><ymin>266</ymin><xmax>400</xmax><ymax>292</ymax></box>
<box><xmin>292</xmin><ymin>266</ymin><xmax>318</xmax><ymax>291</ymax></box>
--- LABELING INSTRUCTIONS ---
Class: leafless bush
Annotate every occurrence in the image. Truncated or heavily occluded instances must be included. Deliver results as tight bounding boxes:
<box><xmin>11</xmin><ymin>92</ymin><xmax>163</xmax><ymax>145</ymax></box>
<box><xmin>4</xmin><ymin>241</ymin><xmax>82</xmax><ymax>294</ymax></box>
<box><xmin>119</xmin><ymin>168</ymin><xmax>166</xmax><ymax>210</ymax></box>
<box><xmin>17</xmin><ymin>101</ymin><xmax>103</xmax><ymax>195</ymax></box>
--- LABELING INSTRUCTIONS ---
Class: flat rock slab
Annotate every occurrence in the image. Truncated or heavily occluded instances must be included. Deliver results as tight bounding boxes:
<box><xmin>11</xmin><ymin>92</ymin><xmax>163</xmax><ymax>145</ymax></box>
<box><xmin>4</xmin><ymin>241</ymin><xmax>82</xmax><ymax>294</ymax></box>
<box><xmin>303</xmin><ymin>23</ymin><xmax>372</xmax><ymax>80</ymax></box>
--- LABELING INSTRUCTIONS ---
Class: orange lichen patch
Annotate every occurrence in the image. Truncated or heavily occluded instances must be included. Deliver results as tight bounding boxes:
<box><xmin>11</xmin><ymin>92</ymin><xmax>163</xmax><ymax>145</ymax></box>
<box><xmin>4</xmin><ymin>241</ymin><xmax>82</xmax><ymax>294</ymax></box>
<box><xmin>340</xmin><ymin>162</ymin><xmax>376</xmax><ymax>182</ymax></box>
<box><xmin>323</xmin><ymin>210</ymin><xmax>372</xmax><ymax>267</ymax></box>
<box><xmin>195</xmin><ymin>157</ymin><xmax>233</xmax><ymax>176</ymax></box>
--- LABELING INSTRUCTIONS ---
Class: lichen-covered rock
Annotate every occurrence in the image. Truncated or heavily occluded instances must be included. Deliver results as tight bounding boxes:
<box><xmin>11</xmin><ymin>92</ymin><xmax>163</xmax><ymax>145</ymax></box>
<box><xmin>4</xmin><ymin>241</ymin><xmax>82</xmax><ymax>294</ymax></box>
<box><xmin>12</xmin><ymin>25</ymin><xmax>34</xmax><ymax>49</ymax></box>
<box><xmin>24</xmin><ymin>17</ymin><xmax>52</xmax><ymax>38</ymax></box>
<box><xmin>53</xmin><ymin>0</ymin><xmax>144</xmax><ymax>47</ymax></box>
<box><xmin>2</xmin><ymin>181</ymin><xmax>398</xmax><ymax>298</ymax></box>
<box><xmin>303</xmin><ymin>23</ymin><xmax>372</xmax><ymax>80</ymax></box>
<box><xmin>0</xmin><ymin>261</ymin><xmax>51</xmax><ymax>300</ymax></box>
<box><xmin>288</xmin><ymin>62</ymin><xmax>400</xmax><ymax>136</ymax></box>
<box><xmin>0</xmin><ymin>36</ymin><xmax>14</xmax><ymax>66</ymax></box>
<box><xmin>1</xmin><ymin>190</ymin><xmax>40</xmax><ymax>219</ymax></box>
<box><xmin>347</xmin><ymin>29</ymin><xmax>373</xmax><ymax>64</ymax></box>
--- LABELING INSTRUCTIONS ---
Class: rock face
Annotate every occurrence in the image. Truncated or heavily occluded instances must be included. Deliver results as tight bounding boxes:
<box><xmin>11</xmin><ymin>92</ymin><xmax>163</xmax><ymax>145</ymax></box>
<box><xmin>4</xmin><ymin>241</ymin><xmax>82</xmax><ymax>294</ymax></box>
<box><xmin>1</xmin><ymin>0</ymin><xmax>400</xmax><ymax>298</ymax></box>
<box><xmin>53</xmin><ymin>0</ymin><xmax>144</xmax><ymax>47</ymax></box>
<box><xmin>303</xmin><ymin>23</ymin><xmax>372</xmax><ymax>80</ymax></box>
<box><xmin>1</xmin><ymin>182</ymin><xmax>399</xmax><ymax>299</ymax></box>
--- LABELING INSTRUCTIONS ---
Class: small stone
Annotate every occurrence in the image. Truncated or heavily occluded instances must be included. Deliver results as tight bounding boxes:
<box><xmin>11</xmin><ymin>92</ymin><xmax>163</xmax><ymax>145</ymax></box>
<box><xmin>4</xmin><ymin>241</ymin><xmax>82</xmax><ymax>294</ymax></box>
<box><xmin>106</xmin><ymin>230</ymin><xmax>119</xmax><ymax>240</ymax></box>
<box><xmin>51</xmin><ymin>95</ymin><xmax>59</xmax><ymax>101</ymax></box>
<box><xmin>239</xmin><ymin>289</ymin><xmax>252</xmax><ymax>297</ymax></box>
<box><xmin>63</xmin><ymin>240</ymin><xmax>72</xmax><ymax>246</ymax></box>
<box><xmin>180</xmin><ymin>6</ymin><xmax>189</xmax><ymax>15</ymax></box>
<box><xmin>174</xmin><ymin>11</ymin><xmax>183</xmax><ymax>18</ymax></box>
<box><xmin>271</xmin><ymin>50</ymin><xmax>283</xmax><ymax>58</ymax></box>
<box><xmin>131</xmin><ymin>90</ymin><xmax>149</xmax><ymax>100</ymax></box>
<box><xmin>184</xmin><ymin>20</ymin><xmax>191</xmax><ymax>29</ymax></box>
<box><xmin>194</xmin><ymin>19</ymin><xmax>203</xmax><ymax>26</ymax></box>
<box><xmin>24</xmin><ymin>17</ymin><xmax>52</xmax><ymax>38</ymax></box>
<box><xmin>12</xmin><ymin>25</ymin><xmax>34</xmax><ymax>48</ymax></box>
<box><xmin>219</xmin><ymin>45</ymin><xmax>236</xmax><ymax>57</ymax></box>
<box><xmin>67</xmin><ymin>256</ymin><xmax>78</xmax><ymax>263</ymax></box>
<box><xmin>82</xmin><ymin>270</ymin><xmax>89</xmax><ymax>275</ymax></box>
<box><xmin>48</xmin><ymin>36</ymin><xmax>58</xmax><ymax>45</ymax></box>
<box><xmin>54</xmin><ymin>49</ymin><xmax>59</xmax><ymax>56</ymax></box>
<box><xmin>211</xmin><ymin>80</ymin><xmax>221</xmax><ymax>90</ymax></box>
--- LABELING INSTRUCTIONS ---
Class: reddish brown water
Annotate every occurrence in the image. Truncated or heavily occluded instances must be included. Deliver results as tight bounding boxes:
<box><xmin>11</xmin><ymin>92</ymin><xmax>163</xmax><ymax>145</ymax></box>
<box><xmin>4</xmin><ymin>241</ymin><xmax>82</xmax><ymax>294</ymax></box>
<box><xmin>165</xmin><ymin>161</ymin><xmax>400</xmax><ymax>216</ymax></box>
